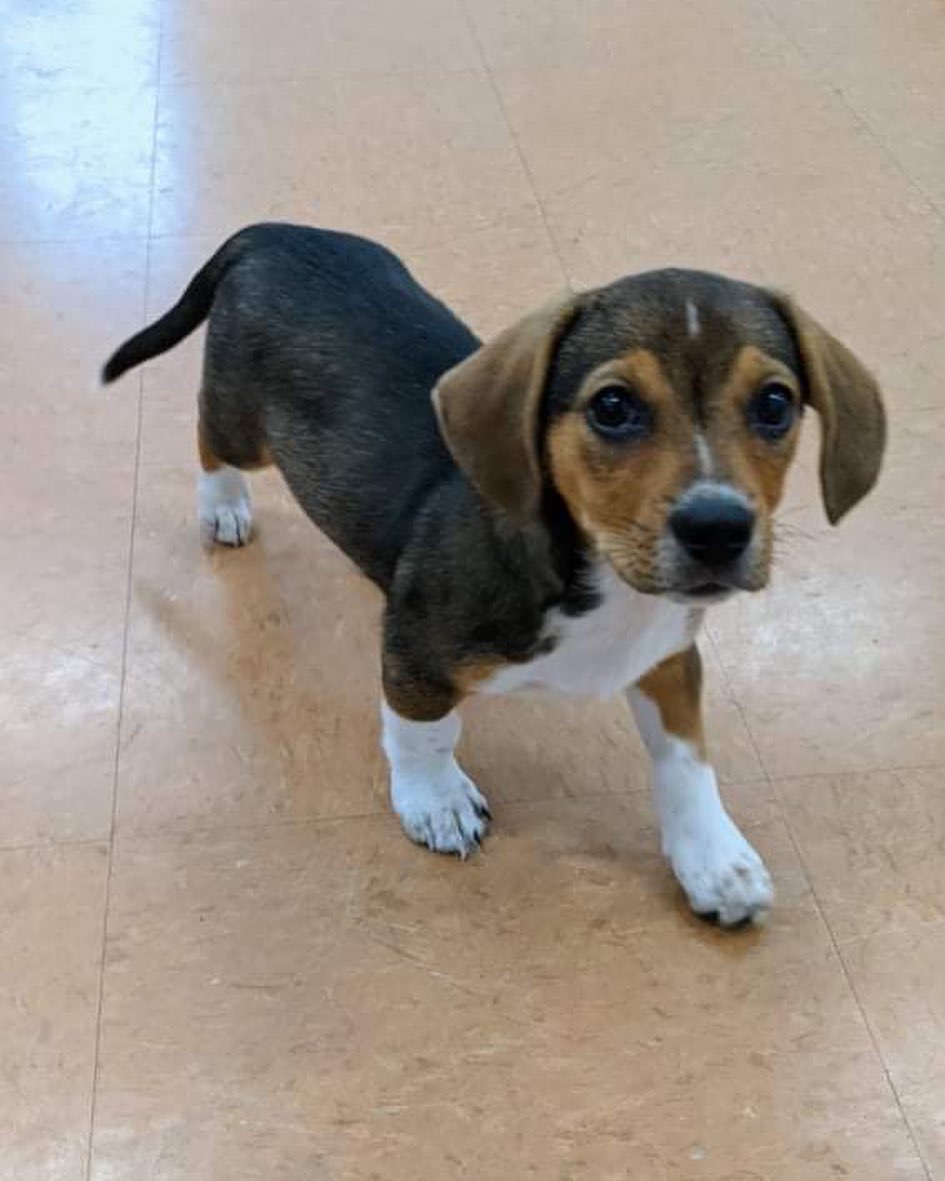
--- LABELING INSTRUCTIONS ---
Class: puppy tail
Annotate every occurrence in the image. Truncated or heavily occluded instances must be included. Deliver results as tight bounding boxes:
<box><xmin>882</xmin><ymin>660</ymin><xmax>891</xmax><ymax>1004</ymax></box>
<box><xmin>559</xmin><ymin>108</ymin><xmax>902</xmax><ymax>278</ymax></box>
<box><xmin>101</xmin><ymin>230</ymin><xmax>252</xmax><ymax>384</ymax></box>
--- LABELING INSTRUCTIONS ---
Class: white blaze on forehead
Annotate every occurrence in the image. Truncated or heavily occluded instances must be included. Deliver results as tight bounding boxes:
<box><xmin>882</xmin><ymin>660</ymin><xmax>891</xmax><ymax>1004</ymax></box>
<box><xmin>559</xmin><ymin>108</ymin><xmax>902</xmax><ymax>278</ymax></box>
<box><xmin>694</xmin><ymin>433</ymin><xmax>714</xmax><ymax>476</ymax></box>
<box><xmin>685</xmin><ymin>298</ymin><xmax>700</xmax><ymax>339</ymax></box>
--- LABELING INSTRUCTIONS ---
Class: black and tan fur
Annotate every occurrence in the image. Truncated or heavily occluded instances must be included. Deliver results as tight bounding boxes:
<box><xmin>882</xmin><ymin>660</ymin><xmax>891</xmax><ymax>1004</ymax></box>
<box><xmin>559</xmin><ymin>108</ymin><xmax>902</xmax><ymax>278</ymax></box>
<box><xmin>102</xmin><ymin>222</ymin><xmax>885</xmax><ymax>923</ymax></box>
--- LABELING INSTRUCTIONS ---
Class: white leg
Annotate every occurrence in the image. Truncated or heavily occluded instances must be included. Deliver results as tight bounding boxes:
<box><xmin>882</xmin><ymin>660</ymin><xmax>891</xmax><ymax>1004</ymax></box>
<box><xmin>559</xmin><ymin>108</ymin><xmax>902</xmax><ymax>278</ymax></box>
<box><xmin>628</xmin><ymin>687</ymin><xmax>773</xmax><ymax>926</ymax></box>
<box><xmin>380</xmin><ymin>702</ymin><xmax>491</xmax><ymax>857</ymax></box>
<box><xmin>197</xmin><ymin>467</ymin><xmax>253</xmax><ymax>546</ymax></box>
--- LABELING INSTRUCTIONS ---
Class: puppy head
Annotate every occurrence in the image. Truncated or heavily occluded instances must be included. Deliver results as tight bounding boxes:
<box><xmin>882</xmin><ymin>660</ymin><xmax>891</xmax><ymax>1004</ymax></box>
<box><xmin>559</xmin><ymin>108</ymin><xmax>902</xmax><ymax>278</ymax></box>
<box><xmin>433</xmin><ymin>270</ymin><xmax>885</xmax><ymax>602</ymax></box>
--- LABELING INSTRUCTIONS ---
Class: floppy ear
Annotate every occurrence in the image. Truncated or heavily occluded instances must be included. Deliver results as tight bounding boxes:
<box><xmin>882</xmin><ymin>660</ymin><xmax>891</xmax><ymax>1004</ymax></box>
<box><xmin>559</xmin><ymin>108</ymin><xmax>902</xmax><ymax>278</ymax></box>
<box><xmin>432</xmin><ymin>292</ymin><xmax>581</xmax><ymax>520</ymax></box>
<box><xmin>770</xmin><ymin>293</ymin><xmax>886</xmax><ymax>524</ymax></box>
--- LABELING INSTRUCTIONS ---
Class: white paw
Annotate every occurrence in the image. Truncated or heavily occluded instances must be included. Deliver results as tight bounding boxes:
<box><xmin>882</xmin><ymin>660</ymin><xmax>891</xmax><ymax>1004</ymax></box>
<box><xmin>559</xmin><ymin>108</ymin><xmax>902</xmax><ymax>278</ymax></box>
<box><xmin>391</xmin><ymin>766</ymin><xmax>491</xmax><ymax>857</ymax></box>
<box><xmin>197</xmin><ymin>468</ymin><xmax>252</xmax><ymax>547</ymax></box>
<box><xmin>665</xmin><ymin>817</ymin><xmax>773</xmax><ymax>927</ymax></box>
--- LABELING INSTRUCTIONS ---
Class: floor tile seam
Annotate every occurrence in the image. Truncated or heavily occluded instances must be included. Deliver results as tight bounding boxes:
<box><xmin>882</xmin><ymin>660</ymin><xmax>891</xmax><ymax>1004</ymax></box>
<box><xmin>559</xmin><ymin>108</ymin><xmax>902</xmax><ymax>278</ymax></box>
<box><xmin>83</xmin><ymin>33</ymin><xmax>164</xmax><ymax>1181</ymax></box>
<box><xmin>0</xmin><ymin>78</ymin><xmax>157</xmax><ymax>101</ymax></box>
<box><xmin>26</xmin><ymin>747</ymin><xmax>943</xmax><ymax>856</ymax></box>
<box><xmin>0</xmin><ymin>64</ymin><xmax>484</xmax><ymax>98</ymax></box>
<box><xmin>702</xmin><ymin>627</ymin><xmax>797</xmax><ymax>825</ymax></box>
<box><xmin>105</xmin><ymin>784</ymin><xmax>785</xmax><ymax>857</ymax></box>
<box><xmin>705</xmin><ymin>626</ymin><xmax>933</xmax><ymax>1173</ymax></box>
<box><xmin>712</xmin><ymin>619</ymin><xmax>938</xmax><ymax>1175</ymax></box>
<box><xmin>831</xmin><ymin>913</ymin><xmax>945</xmax><ymax>952</ymax></box>
<box><xmin>703</xmin><ymin>627</ymin><xmax>945</xmax><ymax>784</ymax></box>
<box><xmin>0</xmin><ymin>837</ymin><xmax>110</xmax><ymax>856</ymax></box>
<box><xmin>702</xmin><ymin>628</ymin><xmax>867</xmax><ymax>954</ymax></box>
<box><xmin>154</xmin><ymin>63</ymin><xmax>486</xmax><ymax>89</ymax></box>
<box><xmin>759</xmin><ymin>0</ymin><xmax>945</xmax><ymax>229</ymax></box>
<box><xmin>0</xmin><ymin>233</ymin><xmax>151</xmax><ymax>248</ymax></box>
<box><xmin>100</xmin><ymin>753</ymin><xmax>945</xmax><ymax>850</ymax></box>
<box><xmin>702</xmin><ymin>632</ymin><xmax>945</xmax><ymax>861</ymax></box>
<box><xmin>826</xmin><ymin>84</ymin><xmax>945</xmax><ymax>228</ymax></box>
<box><xmin>6</xmin><ymin>630</ymin><xmax>124</xmax><ymax>677</ymax></box>
<box><xmin>487</xmin><ymin>1</ymin><xmax>872</xmax><ymax>215</ymax></box>
<box><xmin>523</xmin><ymin>109</ymin><xmax>745</xmax><ymax>211</ymax></box>
<box><xmin>759</xmin><ymin>760</ymin><xmax>945</xmax><ymax>786</ymax></box>
<box><xmin>519</xmin><ymin>5</ymin><xmax>945</xmax><ymax>237</ymax></box>
<box><xmin>810</xmin><ymin>902</ymin><xmax>935</xmax><ymax>1178</ymax></box>
<box><xmin>709</xmin><ymin>593</ymin><xmax>943</xmax><ymax>1176</ymax></box>
<box><xmin>81</xmin><ymin>364</ymin><xmax>143</xmax><ymax>1181</ymax></box>
<box><xmin>104</xmin><ymin>785</ymin><xmax>665</xmax><ymax>848</ymax></box>
<box><xmin>454</xmin><ymin>0</ymin><xmax>570</xmax><ymax>287</ymax></box>
<box><xmin>143</xmin><ymin>208</ymin><xmax>541</xmax><ymax>251</ymax></box>
<box><xmin>755</xmin><ymin>760</ymin><xmax>945</xmax><ymax>787</ymax></box>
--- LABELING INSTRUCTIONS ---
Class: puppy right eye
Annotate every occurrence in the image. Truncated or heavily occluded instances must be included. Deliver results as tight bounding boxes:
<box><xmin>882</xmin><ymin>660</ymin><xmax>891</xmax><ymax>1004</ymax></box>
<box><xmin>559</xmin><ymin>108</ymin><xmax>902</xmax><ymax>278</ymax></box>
<box><xmin>586</xmin><ymin>386</ymin><xmax>653</xmax><ymax>442</ymax></box>
<box><xmin>748</xmin><ymin>381</ymin><xmax>796</xmax><ymax>441</ymax></box>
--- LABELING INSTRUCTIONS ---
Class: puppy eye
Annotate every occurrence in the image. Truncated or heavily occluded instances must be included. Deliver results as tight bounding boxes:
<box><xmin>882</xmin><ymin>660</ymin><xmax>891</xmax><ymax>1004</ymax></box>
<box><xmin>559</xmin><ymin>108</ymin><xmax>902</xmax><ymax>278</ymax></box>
<box><xmin>748</xmin><ymin>382</ymin><xmax>796</xmax><ymax>440</ymax></box>
<box><xmin>586</xmin><ymin>386</ymin><xmax>653</xmax><ymax>442</ymax></box>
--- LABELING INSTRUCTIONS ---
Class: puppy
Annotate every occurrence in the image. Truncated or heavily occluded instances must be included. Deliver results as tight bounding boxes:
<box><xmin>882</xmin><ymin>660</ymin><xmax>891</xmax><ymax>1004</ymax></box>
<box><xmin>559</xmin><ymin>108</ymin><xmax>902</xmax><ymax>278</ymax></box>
<box><xmin>103</xmin><ymin>223</ymin><xmax>885</xmax><ymax>927</ymax></box>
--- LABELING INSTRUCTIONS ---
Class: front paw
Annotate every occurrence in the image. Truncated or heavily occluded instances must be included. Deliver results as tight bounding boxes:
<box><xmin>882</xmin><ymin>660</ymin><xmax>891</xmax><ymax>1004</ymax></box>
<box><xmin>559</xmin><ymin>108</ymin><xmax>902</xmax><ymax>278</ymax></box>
<box><xmin>391</xmin><ymin>766</ymin><xmax>491</xmax><ymax>858</ymax></box>
<box><xmin>665</xmin><ymin>817</ymin><xmax>773</xmax><ymax>928</ymax></box>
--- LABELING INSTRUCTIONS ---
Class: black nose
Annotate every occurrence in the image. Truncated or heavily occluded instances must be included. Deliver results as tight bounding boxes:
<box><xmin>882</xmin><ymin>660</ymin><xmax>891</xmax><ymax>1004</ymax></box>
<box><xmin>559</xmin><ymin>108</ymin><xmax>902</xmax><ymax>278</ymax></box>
<box><xmin>670</xmin><ymin>494</ymin><xmax>755</xmax><ymax>567</ymax></box>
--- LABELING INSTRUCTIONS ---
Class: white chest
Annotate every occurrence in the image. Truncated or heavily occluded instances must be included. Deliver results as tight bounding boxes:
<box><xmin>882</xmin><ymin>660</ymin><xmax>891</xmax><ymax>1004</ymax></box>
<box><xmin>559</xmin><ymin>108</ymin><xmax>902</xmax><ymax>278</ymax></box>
<box><xmin>478</xmin><ymin>563</ymin><xmax>698</xmax><ymax>700</ymax></box>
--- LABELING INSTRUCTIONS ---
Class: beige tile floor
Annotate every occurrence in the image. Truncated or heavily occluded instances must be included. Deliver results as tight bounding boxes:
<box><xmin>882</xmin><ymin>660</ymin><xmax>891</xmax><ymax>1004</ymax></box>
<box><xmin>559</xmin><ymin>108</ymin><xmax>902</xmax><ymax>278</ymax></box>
<box><xmin>1</xmin><ymin>0</ymin><xmax>944</xmax><ymax>1176</ymax></box>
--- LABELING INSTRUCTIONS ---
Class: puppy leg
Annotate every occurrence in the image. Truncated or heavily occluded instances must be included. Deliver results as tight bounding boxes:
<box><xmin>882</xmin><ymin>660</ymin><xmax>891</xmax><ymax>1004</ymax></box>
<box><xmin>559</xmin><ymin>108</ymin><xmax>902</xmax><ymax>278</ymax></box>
<box><xmin>627</xmin><ymin>646</ymin><xmax>773</xmax><ymax>926</ymax></box>
<box><xmin>196</xmin><ymin>421</ymin><xmax>253</xmax><ymax>547</ymax></box>
<box><xmin>381</xmin><ymin>701</ymin><xmax>491</xmax><ymax>857</ymax></box>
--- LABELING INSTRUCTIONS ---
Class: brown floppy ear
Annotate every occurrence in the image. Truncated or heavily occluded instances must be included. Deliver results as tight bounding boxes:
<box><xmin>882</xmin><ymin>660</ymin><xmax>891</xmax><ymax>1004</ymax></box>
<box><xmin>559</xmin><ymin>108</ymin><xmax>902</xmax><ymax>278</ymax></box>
<box><xmin>770</xmin><ymin>293</ymin><xmax>886</xmax><ymax>524</ymax></box>
<box><xmin>432</xmin><ymin>292</ymin><xmax>581</xmax><ymax>520</ymax></box>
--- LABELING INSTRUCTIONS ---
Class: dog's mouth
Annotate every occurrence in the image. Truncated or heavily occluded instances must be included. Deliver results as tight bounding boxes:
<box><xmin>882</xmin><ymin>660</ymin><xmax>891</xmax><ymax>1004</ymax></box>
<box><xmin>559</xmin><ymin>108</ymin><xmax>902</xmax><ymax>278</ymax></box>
<box><xmin>667</xmin><ymin>562</ymin><xmax>771</xmax><ymax>603</ymax></box>
<box><xmin>669</xmin><ymin>581</ymin><xmax>738</xmax><ymax>605</ymax></box>
<box><xmin>611</xmin><ymin>565</ymin><xmax>743</xmax><ymax>604</ymax></box>
<box><xmin>602</xmin><ymin>543</ymin><xmax>768</xmax><ymax>603</ymax></box>
<box><xmin>686</xmin><ymin>581</ymin><xmax>731</xmax><ymax>598</ymax></box>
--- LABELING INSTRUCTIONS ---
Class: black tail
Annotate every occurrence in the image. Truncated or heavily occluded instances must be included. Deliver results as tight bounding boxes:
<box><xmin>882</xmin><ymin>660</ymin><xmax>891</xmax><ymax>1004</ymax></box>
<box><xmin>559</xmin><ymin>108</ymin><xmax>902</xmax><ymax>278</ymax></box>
<box><xmin>101</xmin><ymin>230</ymin><xmax>252</xmax><ymax>383</ymax></box>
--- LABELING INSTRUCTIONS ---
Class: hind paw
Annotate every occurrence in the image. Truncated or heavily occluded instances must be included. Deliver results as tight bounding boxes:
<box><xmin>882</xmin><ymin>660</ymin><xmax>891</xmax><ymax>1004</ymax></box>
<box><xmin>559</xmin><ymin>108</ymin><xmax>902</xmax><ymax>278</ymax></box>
<box><xmin>197</xmin><ymin>468</ymin><xmax>252</xmax><ymax>547</ymax></box>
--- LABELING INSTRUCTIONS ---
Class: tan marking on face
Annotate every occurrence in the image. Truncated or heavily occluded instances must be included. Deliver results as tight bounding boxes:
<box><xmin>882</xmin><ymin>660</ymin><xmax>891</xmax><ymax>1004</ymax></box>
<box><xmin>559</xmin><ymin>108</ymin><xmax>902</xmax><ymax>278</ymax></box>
<box><xmin>705</xmin><ymin>345</ymin><xmax>802</xmax><ymax>580</ymax></box>
<box><xmin>694</xmin><ymin>432</ymin><xmax>714</xmax><ymax>476</ymax></box>
<box><xmin>546</xmin><ymin>344</ymin><xmax>804</xmax><ymax>592</ymax></box>
<box><xmin>637</xmin><ymin>645</ymin><xmax>705</xmax><ymax>757</ymax></box>
<box><xmin>546</xmin><ymin>348</ymin><xmax>694</xmax><ymax>591</ymax></box>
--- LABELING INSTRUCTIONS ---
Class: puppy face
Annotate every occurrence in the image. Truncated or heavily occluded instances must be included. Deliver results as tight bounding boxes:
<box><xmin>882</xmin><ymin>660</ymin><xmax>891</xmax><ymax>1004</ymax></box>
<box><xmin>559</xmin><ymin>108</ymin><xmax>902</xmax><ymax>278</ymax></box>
<box><xmin>433</xmin><ymin>269</ymin><xmax>885</xmax><ymax>604</ymax></box>
<box><xmin>543</xmin><ymin>274</ymin><xmax>806</xmax><ymax>600</ymax></box>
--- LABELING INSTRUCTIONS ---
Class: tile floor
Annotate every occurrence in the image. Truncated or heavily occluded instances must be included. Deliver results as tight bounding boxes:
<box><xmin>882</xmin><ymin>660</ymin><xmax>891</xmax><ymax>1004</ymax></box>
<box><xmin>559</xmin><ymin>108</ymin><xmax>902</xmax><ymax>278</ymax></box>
<box><xmin>2</xmin><ymin>0</ymin><xmax>944</xmax><ymax>1177</ymax></box>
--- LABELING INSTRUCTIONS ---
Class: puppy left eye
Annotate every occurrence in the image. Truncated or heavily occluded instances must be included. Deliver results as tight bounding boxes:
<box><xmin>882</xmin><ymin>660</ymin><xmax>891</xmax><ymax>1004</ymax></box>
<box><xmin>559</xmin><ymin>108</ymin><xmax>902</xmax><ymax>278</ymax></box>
<box><xmin>748</xmin><ymin>382</ymin><xmax>796</xmax><ymax>440</ymax></box>
<box><xmin>586</xmin><ymin>385</ymin><xmax>654</xmax><ymax>442</ymax></box>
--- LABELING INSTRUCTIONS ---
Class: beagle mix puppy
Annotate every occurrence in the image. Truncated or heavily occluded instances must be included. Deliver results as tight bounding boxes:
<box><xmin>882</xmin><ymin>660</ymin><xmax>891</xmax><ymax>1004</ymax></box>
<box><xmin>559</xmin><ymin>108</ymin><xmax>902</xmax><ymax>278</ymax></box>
<box><xmin>103</xmin><ymin>223</ymin><xmax>885</xmax><ymax>927</ymax></box>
